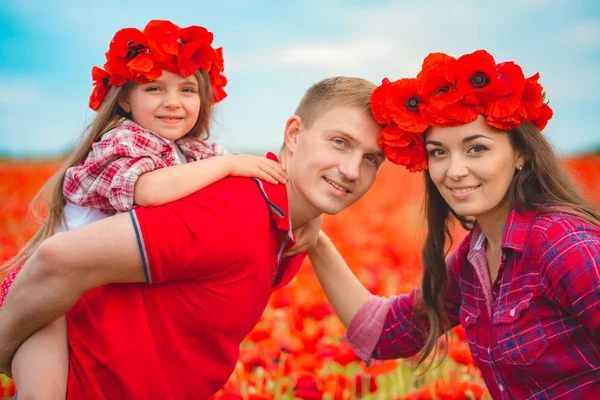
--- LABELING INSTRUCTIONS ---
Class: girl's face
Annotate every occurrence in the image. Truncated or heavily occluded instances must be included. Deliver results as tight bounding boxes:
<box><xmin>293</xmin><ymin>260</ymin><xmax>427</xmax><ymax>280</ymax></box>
<box><xmin>120</xmin><ymin>70</ymin><xmax>201</xmax><ymax>142</ymax></box>
<box><xmin>425</xmin><ymin>115</ymin><xmax>523</xmax><ymax>220</ymax></box>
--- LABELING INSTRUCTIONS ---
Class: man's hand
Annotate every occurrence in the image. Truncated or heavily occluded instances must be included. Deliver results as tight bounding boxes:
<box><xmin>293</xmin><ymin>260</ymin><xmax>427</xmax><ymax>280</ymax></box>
<box><xmin>286</xmin><ymin>216</ymin><xmax>322</xmax><ymax>256</ymax></box>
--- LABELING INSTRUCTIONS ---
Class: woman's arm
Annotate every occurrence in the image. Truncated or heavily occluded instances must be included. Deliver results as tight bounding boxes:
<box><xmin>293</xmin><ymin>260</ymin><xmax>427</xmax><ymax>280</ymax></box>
<box><xmin>134</xmin><ymin>154</ymin><xmax>286</xmax><ymax>207</ymax></box>
<box><xmin>309</xmin><ymin>231</ymin><xmax>372</xmax><ymax>327</ymax></box>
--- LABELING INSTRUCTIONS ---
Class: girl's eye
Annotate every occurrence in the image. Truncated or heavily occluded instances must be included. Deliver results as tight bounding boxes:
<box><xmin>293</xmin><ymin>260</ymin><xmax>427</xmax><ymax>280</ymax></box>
<box><xmin>145</xmin><ymin>86</ymin><xmax>160</xmax><ymax>92</ymax></box>
<box><xmin>182</xmin><ymin>88</ymin><xmax>196</xmax><ymax>93</ymax></box>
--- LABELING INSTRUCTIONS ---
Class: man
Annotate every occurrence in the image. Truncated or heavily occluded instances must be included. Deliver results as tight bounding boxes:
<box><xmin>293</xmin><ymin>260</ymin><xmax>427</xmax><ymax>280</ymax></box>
<box><xmin>0</xmin><ymin>76</ymin><xmax>385</xmax><ymax>398</ymax></box>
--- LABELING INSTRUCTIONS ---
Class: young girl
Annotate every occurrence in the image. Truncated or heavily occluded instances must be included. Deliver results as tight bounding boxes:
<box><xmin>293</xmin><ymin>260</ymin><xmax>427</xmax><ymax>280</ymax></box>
<box><xmin>308</xmin><ymin>50</ymin><xmax>600</xmax><ymax>399</ymax></box>
<box><xmin>0</xmin><ymin>20</ymin><xmax>286</xmax><ymax>399</ymax></box>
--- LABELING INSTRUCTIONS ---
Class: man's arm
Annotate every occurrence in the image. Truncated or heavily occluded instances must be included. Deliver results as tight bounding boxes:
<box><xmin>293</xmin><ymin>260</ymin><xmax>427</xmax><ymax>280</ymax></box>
<box><xmin>0</xmin><ymin>212</ymin><xmax>144</xmax><ymax>374</ymax></box>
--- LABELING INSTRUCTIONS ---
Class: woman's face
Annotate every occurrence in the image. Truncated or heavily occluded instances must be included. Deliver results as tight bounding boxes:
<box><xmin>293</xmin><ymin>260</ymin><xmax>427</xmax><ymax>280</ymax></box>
<box><xmin>425</xmin><ymin>115</ymin><xmax>523</xmax><ymax>220</ymax></box>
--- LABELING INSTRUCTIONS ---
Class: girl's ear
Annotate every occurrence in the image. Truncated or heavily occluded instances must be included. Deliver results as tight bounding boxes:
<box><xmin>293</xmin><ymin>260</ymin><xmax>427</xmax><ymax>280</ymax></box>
<box><xmin>118</xmin><ymin>92</ymin><xmax>131</xmax><ymax>113</ymax></box>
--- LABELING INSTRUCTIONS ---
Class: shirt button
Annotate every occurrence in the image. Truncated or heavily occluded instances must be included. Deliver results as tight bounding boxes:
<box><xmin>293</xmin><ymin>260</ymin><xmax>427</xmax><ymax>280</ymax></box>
<box><xmin>509</xmin><ymin>308</ymin><xmax>516</xmax><ymax>317</ymax></box>
<box><xmin>487</xmin><ymin>347</ymin><xmax>491</xmax><ymax>354</ymax></box>
<box><xmin>465</xmin><ymin>315</ymin><xmax>470</xmax><ymax>322</ymax></box>
<box><xmin>499</xmin><ymin>384</ymin><xmax>505</xmax><ymax>392</ymax></box>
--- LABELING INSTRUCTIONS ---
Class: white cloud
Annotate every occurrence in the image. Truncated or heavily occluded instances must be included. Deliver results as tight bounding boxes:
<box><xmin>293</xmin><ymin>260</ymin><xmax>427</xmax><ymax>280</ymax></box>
<box><xmin>557</xmin><ymin>20</ymin><xmax>600</xmax><ymax>49</ymax></box>
<box><xmin>0</xmin><ymin>82</ymin><xmax>39</xmax><ymax>107</ymax></box>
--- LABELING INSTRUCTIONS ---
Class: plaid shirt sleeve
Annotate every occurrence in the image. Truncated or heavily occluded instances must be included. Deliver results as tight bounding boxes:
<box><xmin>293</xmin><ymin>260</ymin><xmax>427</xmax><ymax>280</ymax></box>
<box><xmin>538</xmin><ymin>217</ymin><xmax>600</xmax><ymax>340</ymax></box>
<box><xmin>63</xmin><ymin>129</ymin><xmax>169</xmax><ymax>213</ymax></box>
<box><xmin>345</xmin><ymin>243</ymin><xmax>465</xmax><ymax>364</ymax></box>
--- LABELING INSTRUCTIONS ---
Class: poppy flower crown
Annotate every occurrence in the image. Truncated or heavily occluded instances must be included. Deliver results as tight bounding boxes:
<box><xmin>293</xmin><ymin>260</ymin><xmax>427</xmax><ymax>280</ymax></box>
<box><xmin>89</xmin><ymin>20</ymin><xmax>227</xmax><ymax>111</ymax></box>
<box><xmin>371</xmin><ymin>50</ymin><xmax>553</xmax><ymax>172</ymax></box>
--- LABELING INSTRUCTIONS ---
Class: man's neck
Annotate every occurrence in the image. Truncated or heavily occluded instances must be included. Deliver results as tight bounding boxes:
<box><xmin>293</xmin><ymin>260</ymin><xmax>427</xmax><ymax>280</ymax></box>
<box><xmin>285</xmin><ymin>182</ymin><xmax>321</xmax><ymax>229</ymax></box>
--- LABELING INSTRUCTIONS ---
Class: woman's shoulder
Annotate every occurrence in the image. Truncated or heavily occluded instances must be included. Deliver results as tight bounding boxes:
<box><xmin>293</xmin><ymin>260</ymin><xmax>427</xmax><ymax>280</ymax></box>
<box><xmin>530</xmin><ymin>210</ymin><xmax>599</xmax><ymax>243</ymax></box>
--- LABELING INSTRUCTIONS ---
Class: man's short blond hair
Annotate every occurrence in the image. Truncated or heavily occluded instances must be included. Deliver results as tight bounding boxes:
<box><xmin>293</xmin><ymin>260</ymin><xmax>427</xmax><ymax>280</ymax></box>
<box><xmin>295</xmin><ymin>77</ymin><xmax>377</xmax><ymax>128</ymax></box>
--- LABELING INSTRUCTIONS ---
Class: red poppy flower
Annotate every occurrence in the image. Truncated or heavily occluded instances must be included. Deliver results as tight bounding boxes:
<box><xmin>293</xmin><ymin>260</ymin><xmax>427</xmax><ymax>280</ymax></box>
<box><xmin>533</xmin><ymin>103</ymin><xmax>553</xmax><ymax>131</ymax></box>
<box><xmin>454</xmin><ymin>50</ymin><xmax>501</xmax><ymax>104</ymax></box>
<box><xmin>417</xmin><ymin>52</ymin><xmax>463</xmax><ymax>109</ymax></box>
<box><xmin>104</xmin><ymin>28</ymin><xmax>162</xmax><ymax>83</ymax></box>
<box><xmin>378</xmin><ymin>124</ymin><xmax>428</xmax><ymax>172</ymax></box>
<box><xmin>295</xmin><ymin>374</ymin><xmax>324</xmax><ymax>400</ymax></box>
<box><xmin>485</xmin><ymin>113</ymin><xmax>521</xmax><ymax>130</ymax></box>
<box><xmin>516</xmin><ymin>73</ymin><xmax>545</xmax><ymax>122</ymax></box>
<box><xmin>482</xmin><ymin>61</ymin><xmax>525</xmax><ymax>118</ymax></box>
<box><xmin>104</xmin><ymin>28</ymin><xmax>148</xmax><ymax>78</ymax></box>
<box><xmin>89</xmin><ymin>67</ymin><xmax>110</xmax><ymax>111</ymax></box>
<box><xmin>178</xmin><ymin>26</ymin><xmax>216</xmax><ymax>76</ymax></box>
<box><xmin>386</xmin><ymin>78</ymin><xmax>428</xmax><ymax>133</ymax></box>
<box><xmin>354</xmin><ymin>374</ymin><xmax>378</xmax><ymax>397</ymax></box>
<box><xmin>370</xmin><ymin>78</ymin><xmax>394</xmax><ymax>124</ymax></box>
<box><xmin>209</xmin><ymin>47</ymin><xmax>228</xmax><ymax>102</ymax></box>
<box><xmin>179</xmin><ymin>42</ymin><xmax>216</xmax><ymax>77</ymax></box>
<box><xmin>424</xmin><ymin>98</ymin><xmax>478</xmax><ymax>127</ymax></box>
<box><xmin>143</xmin><ymin>20</ymin><xmax>182</xmax><ymax>69</ymax></box>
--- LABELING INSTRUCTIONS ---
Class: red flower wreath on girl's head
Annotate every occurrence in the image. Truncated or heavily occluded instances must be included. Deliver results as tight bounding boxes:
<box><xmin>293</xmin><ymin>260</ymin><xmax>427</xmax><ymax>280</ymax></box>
<box><xmin>89</xmin><ymin>20</ymin><xmax>228</xmax><ymax>111</ymax></box>
<box><xmin>372</xmin><ymin>49</ymin><xmax>553</xmax><ymax>172</ymax></box>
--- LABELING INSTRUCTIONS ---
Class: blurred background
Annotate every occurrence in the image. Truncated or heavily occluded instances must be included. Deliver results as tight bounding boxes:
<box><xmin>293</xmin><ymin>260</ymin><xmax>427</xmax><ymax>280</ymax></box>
<box><xmin>1</xmin><ymin>0</ymin><xmax>599</xmax><ymax>157</ymax></box>
<box><xmin>1</xmin><ymin>1</ymin><xmax>599</xmax><ymax>399</ymax></box>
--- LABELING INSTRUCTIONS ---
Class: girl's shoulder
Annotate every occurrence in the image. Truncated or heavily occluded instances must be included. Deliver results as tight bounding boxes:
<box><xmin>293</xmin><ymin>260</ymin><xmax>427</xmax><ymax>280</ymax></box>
<box><xmin>94</xmin><ymin>119</ymin><xmax>170</xmax><ymax>157</ymax></box>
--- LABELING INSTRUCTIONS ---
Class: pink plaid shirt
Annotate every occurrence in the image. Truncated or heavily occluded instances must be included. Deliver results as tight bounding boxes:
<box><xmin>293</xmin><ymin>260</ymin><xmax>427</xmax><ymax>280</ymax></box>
<box><xmin>63</xmin><ymin>119</ymin><xmax>230</xmax><ymax>214</ymax></box>
<box><xmin>346</xmin><ymin>209</ymin><xmax>600</xmax><ymax>399</ymax></box>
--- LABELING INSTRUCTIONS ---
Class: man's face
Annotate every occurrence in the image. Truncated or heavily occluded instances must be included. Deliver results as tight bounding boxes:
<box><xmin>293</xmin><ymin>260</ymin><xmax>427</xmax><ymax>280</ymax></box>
<box><xmin>285</xmin><ymin>105</ymin><xmax>385</xmax><ymax>220</ymax></box>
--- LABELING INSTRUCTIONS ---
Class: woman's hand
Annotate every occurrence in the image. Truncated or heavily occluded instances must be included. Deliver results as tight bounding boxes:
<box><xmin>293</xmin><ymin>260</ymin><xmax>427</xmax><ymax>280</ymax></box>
<box><xmin>286</xmin><ymin>216</ymin><xmax>322</xmax><ymax>256</ymax></box>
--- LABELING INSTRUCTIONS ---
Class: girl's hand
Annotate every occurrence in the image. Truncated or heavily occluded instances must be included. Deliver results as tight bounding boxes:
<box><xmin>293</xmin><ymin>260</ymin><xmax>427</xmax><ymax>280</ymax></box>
<box><xmin>226</xmin><ymin>155</ymin><xmax>287</xmax><ymax>184</ymax></box>
<box><xmin>286</xmin><ymin>216</ymin><xmax>323</xmax><ymax>256</ymax></box>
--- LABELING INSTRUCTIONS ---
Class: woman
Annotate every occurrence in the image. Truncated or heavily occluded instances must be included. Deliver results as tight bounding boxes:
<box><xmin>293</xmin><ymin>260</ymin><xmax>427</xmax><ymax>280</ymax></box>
<box><xmin>309</xmin><ymin>50</ymin><xmax>600</xmax><ymax>399</ymax></box>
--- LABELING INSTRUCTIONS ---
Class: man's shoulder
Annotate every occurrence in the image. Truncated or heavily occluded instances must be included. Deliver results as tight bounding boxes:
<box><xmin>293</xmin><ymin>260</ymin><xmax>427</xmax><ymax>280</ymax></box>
<box><xmin>185</xmin><ymin>177</ymin><xmax>272</xmax><ymax>220</ymax></box>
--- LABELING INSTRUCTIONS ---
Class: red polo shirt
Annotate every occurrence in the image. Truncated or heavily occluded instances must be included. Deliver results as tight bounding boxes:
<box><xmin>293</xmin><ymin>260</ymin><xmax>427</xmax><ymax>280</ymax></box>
<box><xmin>65</xmin><ymin>154</ymin><xmax>305</xmax><ymax>399</ymax></box>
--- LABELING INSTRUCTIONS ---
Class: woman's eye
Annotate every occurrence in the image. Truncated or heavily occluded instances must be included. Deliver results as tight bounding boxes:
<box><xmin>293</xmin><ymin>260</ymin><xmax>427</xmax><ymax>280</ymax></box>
<box><xmin>469</xmin><ymin>145</ymin><xmax>487</xmax><ymax>154</ymax></box>
<box><xmin>429</xmin><ymin>148</ymin><xmax>445</xmax><ymax>157</ymax></box>
<box><xmin>332</xmin><ymin>138</ymin><xmax>345</xmax><ymax>146</ymax></box>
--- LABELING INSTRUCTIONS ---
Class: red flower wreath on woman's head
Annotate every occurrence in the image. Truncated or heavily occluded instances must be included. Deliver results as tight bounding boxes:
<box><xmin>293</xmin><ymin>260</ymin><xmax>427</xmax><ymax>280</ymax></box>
<box><xmin>89</xmin><ymin>20</ymin><xmax>228</xmax><ymax>111</ymax></box>
<box><xmin>371</xmin><ymin>49</ymin><xmax>553</xmax><ymax>172</ymax></box>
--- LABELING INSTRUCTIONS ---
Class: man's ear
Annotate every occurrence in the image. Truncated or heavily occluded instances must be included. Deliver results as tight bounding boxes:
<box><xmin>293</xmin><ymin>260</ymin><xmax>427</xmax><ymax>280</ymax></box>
<box><xmin>118</xmin><ymin>92</ymin><xmax>131</xmax><ymax>113</ymax></box>
<box><xmin>283</xmin><ymin>115</ymin><xmax>302</xmax><ymax>154</ymax></box>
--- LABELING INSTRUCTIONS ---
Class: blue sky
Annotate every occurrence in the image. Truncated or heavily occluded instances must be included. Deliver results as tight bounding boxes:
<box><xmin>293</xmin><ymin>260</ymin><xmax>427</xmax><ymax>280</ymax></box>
<box><xmin>1</xmin><ymin>0</ymin><xmax>599</xmax><ymax>157</ymax></box>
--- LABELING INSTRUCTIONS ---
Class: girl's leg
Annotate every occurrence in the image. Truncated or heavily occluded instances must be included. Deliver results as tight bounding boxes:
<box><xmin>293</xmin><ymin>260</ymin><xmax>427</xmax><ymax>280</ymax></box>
<box><xmin>11</xmin><ymin>316</ymin><xmax>68</xmax><ymax>400</ymax></box>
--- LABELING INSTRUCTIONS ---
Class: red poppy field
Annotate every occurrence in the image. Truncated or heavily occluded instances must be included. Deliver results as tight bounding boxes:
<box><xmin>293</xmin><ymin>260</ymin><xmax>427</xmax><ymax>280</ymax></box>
<box><xmin>1</xmin><ymin>155</ymin><xmax>599</xmax><ymax>399</ymax></box>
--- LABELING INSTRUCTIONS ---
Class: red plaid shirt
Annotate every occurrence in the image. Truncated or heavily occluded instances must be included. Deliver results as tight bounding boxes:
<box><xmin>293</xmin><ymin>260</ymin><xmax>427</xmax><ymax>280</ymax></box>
<box><xmin>63</xmin><ymin>119</ymin><xmax>230</xmax><ymax>214</ymax></box>
<box><xmin>346</xmin><ymin>209</ymin><xmax>600</xmax><ymax>399</ymax></box>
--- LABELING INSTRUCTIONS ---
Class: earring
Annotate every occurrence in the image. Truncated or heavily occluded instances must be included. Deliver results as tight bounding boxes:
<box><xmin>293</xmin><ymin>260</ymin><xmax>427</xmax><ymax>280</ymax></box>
<box><xmin>517</xmin><ymin>165</ymin><xmax>523</xmax><ymax>170</ymax></box>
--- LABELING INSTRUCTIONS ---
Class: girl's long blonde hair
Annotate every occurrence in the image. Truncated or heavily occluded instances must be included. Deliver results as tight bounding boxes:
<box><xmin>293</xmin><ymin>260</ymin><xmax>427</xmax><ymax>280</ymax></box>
<box><xmin>1</xmin><ymin>69</ymin><xmax>214</xmax><ymax>275</ymax></box>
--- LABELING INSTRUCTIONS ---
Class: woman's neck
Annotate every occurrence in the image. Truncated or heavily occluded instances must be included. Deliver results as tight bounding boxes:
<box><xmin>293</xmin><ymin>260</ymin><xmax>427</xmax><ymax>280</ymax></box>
<box><xmin>476</xmin><ymin>205</ymin><xmax>510</xmax><ymax>251</ymax></box>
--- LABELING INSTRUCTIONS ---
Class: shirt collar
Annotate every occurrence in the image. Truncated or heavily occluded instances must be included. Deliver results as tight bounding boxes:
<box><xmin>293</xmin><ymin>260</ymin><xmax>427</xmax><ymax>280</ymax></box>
<box><xmin>469</xmin><ymin>208</ymin><xmax>538</xmax><ymax>254</ymax></box>
<box><xmin>252</xmin><ymin>152</ymin><xmax>293</xmax><ymax>240</ymax></box>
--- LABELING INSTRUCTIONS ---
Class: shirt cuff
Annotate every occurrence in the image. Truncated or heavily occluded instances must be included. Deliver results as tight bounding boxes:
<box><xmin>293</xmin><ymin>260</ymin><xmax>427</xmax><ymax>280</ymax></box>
<box><xmin>344</xmin><ymin>294</ymin><xmax>397</xmax><ymax>366</ymax></box>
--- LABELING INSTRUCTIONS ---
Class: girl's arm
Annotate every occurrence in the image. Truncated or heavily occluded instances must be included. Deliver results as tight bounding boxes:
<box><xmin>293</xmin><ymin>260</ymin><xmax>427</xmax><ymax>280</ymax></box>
<box><xmin>134</xmin><ymin>154</ymin><xmax>286</xmax><ymax>207</ymax></box>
